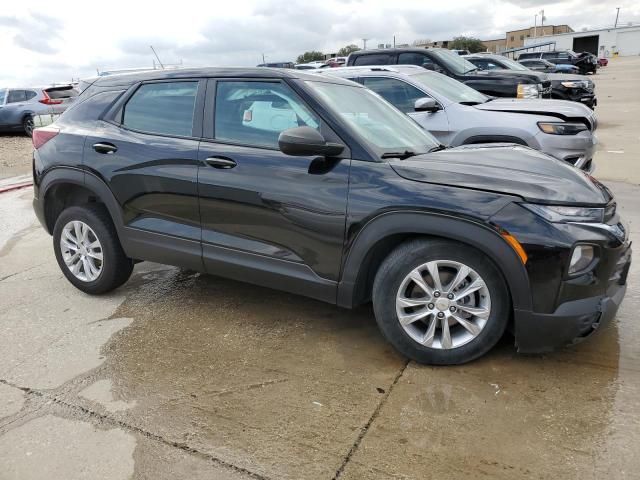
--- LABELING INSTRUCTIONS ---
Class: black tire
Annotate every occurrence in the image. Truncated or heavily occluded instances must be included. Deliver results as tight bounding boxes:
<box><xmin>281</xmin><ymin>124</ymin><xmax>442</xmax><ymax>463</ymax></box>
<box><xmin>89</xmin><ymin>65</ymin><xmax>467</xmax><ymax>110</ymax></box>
<box><xmin>372</xmin><ymin>238</ymin><xmax>510</xmax><ymax>365</ymax></box>
<box><xmin>53</xmin><ymin>204</ymin><xmax>133</xmax><ymax>294</ymax></box>
<box><xmin>23</xmin><ymin>115</ymin><xmax>34</xmax><ymax>137</ymax></box>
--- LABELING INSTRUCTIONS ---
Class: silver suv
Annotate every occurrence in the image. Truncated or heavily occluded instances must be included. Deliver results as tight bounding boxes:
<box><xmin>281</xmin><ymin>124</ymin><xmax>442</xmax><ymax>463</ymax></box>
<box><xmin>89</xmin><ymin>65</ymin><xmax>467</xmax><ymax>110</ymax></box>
<box><xmin>319</xmin><ymin>65</ymin><xmax>598</xmax><ymax>172</ymax></box>
<box><xmin>0</xmin><ymin>86</ymin><xmax>78</xmax><ymax>136</ymax></box>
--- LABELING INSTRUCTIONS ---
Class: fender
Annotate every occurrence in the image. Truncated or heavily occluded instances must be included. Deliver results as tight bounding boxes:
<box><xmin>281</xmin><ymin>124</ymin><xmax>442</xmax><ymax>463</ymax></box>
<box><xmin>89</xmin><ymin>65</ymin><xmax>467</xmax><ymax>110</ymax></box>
<box><xmin>337</xmin><ymin>211</ymin><xmax>532</xmax><ymax>312</ymax></box>
<box><xmin>39</xmin><ymin>167</ymin><xmax>126</xmax><ymax>236</ymax></box>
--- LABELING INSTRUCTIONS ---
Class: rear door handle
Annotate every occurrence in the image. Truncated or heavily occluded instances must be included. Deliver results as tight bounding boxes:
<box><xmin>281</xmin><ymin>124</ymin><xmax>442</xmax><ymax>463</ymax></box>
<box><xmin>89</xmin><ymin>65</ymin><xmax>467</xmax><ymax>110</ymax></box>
<box><xmin>205</xmin><ymin>157</ymin><xmax>237</xmax><ymax>169</ymax></box>
<box><xmin>93</xmin><ymin>142</ymin><xmax>118</xmax><ymax>154</ymax></box>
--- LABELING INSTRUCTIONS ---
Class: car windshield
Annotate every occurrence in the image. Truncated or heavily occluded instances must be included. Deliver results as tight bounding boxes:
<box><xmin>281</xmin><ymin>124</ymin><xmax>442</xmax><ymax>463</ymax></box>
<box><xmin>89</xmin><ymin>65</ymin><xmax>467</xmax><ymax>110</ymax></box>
<box><xmin>410</xmin><ymin>72</ymin><xmax>488</xmax><ymax>104</ymax></box>
<box><xmin>0</xmin><ymin>89</ymin><xmax>6</xmax><ymax>104</ymax></box>
<box><xmin>306</xmin><ymin>80</ymin><xmax>439</xmax><ymax>156</ymax></box>
<box><xmin>495</xmin><ymin>56</ymin><xmax>529</xmax><ymax>71</ymax></box>
<box><xmin>430</xmin><ymin>49</ymin><xmax>478</xmax><ymax>74</ymax></box>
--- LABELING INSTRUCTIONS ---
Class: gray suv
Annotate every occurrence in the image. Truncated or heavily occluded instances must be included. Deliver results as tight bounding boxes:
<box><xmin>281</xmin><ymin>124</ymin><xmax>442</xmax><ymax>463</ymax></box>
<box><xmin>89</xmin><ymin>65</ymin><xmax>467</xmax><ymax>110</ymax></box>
<box><xmin>0</xmin><ymin>86</ymin><xmax>78</xmax><ymax>136</ymax></box>
<box><xmin>320</xmin><ymin>65</ymin><xmax>597</xmax><ymax>172</ymax></box>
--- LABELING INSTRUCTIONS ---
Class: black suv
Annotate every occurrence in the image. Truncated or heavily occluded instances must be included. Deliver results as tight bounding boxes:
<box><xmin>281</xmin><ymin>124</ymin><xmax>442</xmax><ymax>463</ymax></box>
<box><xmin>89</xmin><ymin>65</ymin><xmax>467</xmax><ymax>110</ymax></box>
<box><xmin>464</xmin><ymin>54</ymin><xmax>597</xmax><ymax>108</ymax></box>
<box><xmin>32</xmin><ymin>68</ymin><xmax>630</xmax><ymax>364</ymax></box>
<box><xmin>347</xmin><ymin>48</ymin><xmax>551</xmax><ymax>99</ymax></box>
<box><xmin>518</xmin><ymin>50</ymin><xmax>597</xmax><ymax>75</ymax></box>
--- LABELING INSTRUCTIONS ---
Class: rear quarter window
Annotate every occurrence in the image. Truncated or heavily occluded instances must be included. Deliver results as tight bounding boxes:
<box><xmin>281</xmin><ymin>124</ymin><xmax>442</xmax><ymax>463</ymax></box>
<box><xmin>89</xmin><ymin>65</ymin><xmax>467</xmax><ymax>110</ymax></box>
<box><xmin>353</xmin><ymin>54</ymin><xmax>392</xmax><ymax>66</ymax></box>
<box><xmin>59</xmin><ymin>90</ymin><xmax>125</xmax><ymax>124</ymax></box>
<box><xmin>122</xmin><ymin>81</ymin><xmax>198</xmax><ymax>137</ymax></box>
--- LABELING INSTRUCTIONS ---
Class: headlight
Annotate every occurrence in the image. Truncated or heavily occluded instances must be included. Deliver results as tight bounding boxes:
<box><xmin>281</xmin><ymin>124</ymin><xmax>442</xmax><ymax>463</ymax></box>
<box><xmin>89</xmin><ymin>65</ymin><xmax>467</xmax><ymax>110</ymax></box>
<box><xmin>561</xmin><ymin>80</ymin><xmax>587</xmax><ymax>88</ymax></box>
<box><xmin>568</xmin><ymin>244</ymin><xmax>596</xmax><ymax>274</ymax></box>
<box><xmin>538</xmin><ymin>122</ymin><xmax>588</xmax><ymax>135</ymax></box>
<box><xmin>517</xmin><ymin>83</ymin><xmax>540</xmax><ymax>99</ymax></box>
<box><xmin>522</xmin><ymin>204</ymin><xmax>605</xmax><ymax>223</ymax></box>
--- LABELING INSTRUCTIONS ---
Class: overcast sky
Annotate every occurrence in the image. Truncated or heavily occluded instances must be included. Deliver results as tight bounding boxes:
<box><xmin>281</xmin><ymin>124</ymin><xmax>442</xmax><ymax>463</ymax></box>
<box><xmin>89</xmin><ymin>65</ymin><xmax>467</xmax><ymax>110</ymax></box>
<box><xmin>1</xmin><ymin>0</ymin><xmax>638</xmax><ymax>86</ymax></box>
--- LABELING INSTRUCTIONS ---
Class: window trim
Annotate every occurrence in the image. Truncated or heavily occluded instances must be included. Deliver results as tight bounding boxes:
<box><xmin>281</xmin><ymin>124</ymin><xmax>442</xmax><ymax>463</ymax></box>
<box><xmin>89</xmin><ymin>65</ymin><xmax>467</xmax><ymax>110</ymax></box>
<box><xmin>106</xmin><ymin>78</ymin><xmax>205</xmax><ymax>140</ymax></box>
<box><xmin>203</xmin><ymin>77</ymin><xmax>329</xmax><ymax>152</ymax></box>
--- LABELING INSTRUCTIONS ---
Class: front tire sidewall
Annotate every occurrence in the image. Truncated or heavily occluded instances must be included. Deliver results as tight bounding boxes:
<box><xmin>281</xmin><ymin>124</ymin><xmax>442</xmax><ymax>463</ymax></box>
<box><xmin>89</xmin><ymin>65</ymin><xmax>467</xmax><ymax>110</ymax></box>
<box><xmin>373</xmin><ymin>240</ymin><xmax>510</xmax><ymax>365</ymax></box>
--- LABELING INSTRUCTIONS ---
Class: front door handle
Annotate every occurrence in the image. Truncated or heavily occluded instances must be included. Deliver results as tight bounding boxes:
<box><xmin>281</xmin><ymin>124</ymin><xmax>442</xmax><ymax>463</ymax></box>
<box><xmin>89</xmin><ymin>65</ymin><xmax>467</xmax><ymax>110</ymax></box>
<box><xmin>93</xmin><ymin>142</ymin><xmax>118</xmax><ymax>154</ymax></box>
<box><xmin>205</xmin><ymin>157</ymin><xmax>237</xmax><ymax>169</ymax></box>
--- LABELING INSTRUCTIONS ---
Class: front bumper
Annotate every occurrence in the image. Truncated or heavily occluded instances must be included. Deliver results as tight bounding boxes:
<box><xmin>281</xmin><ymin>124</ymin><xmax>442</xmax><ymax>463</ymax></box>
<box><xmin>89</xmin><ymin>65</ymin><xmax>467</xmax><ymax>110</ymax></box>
<box><xmin>535</xmin><ymin>130</ymin><xmax>597</xmax><ymax>172</ymax></box>
<box><xmin>514</xmin><ymin>244</ymin><xmax>631</xmax><ymax>353</ymax></box>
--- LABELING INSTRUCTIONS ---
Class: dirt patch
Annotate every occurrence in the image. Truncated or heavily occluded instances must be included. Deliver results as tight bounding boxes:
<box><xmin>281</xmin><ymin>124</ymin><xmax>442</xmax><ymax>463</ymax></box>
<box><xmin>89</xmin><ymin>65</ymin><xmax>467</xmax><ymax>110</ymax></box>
<box><xmin>0</xmin><ymin>134</ymin><xmax>33</xmax><ymax>180</ymax></box>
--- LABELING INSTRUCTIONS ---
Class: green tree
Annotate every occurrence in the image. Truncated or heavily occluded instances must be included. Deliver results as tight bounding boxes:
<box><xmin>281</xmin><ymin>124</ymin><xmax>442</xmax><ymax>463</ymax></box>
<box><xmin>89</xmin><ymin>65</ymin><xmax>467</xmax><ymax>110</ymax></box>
<box><xmin>449</xmin><ymin>36</ymin><xmax>486</xmax><ymax>53</ymax></box>
<box><xmin>296</xmin><ymin>51</ymin><xmax>325</xmax><ymax>64</ymax></box>
<box><xmin>337</xmin><ymin>44</ymin><xmax>360</xmax><ymax>57</ymax></box>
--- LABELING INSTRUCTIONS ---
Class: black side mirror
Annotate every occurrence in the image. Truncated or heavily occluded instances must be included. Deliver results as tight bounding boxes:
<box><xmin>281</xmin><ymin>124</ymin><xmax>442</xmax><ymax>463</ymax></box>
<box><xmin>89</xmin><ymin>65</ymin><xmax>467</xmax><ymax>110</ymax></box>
<box><xmin>414</xmin><ymin>97</ymin><xmax>440</xmax><ymax>113</ymax></box>
<box><xmin>278</xmin><ymin>126</ymin><xmax>345</xmax><ymax>157</ymax></box>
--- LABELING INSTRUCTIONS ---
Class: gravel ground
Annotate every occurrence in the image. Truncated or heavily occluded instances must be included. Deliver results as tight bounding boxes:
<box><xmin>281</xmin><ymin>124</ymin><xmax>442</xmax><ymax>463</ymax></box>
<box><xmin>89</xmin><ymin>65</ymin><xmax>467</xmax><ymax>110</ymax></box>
<box><xmin>0</xmin><ymin>134</ymin><xmax>32</xmax><ymax>181</ymax></box>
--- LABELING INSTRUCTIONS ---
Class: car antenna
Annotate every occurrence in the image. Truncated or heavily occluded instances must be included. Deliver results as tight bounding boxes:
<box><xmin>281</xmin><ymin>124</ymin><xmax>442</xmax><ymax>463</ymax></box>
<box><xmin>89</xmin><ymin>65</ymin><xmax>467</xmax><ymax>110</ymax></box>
<box><xmin>150</xmin><ymin>45</ymin><xmax>165</xmax><ymax>70</ymax></box>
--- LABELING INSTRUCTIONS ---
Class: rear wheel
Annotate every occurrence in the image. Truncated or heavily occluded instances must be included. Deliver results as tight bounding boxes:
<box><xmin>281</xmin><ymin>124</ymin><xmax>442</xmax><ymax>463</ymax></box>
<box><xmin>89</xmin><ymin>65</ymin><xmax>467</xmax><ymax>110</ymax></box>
<box><xmin>372</xmin><ymin>239</ymin><xmax>510</xmax><ymax>365</ymax></box>
<box><xmin>53</xmin><ymin>204</ymin><xmax>133</xmax><ymax>294</ymax></box>
<box><xmin>23</xmin><ymin>115</ymin><xmax>34</xmax><ymax>137</ymax></box>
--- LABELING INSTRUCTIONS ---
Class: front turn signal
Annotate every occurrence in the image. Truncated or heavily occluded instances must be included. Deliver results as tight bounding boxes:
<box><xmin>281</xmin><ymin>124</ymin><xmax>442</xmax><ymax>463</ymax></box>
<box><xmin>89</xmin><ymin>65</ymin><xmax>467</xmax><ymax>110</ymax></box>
<box><xmin>501</xmin><ymin>232</ymin><xmax>528</xmax><ymax>264</ymax></box>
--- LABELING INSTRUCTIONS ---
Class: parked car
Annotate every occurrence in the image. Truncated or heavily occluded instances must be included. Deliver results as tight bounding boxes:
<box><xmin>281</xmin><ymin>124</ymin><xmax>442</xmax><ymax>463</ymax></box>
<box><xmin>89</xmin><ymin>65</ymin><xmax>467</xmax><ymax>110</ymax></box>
<box><xmin>346</xmin><ymin>48</ymin><xmax>551</xmax><ymax>99</ymax></box>
<box><xmin>326</xmin><ymin>57</ymin><xmax>347</xmax><ymax>65</ymax></box>
<box><xmin>32</xmin><ymin>67</ymin><xmax>630</xmax><ymax>365</ymax></box>
<box><xmin>517</xmin><ymin>50</ymin><xmax>597</xmax><ymax>75</ymax></box>
<box><xmin>451</xmin><ymin>49</ymin><xmax>471</xmax><ymax>56</ymax></box>
<box><xmin>518</xmin><ymin>58</ymin><xmax>580</xmax><ymax>74</ymax></box>
<box><xmin>257</xmin><ymin>62</ymin><xmax>295</xmax><ymax>68</ymax></box>
<box><xmin>598</xmin><ymin>57</ymin><xmax>609</xmax><ymax>67</ymax></box>
<box><xmin>320</xmin><ymin>65</ymin><xmax>598</xmax><ymax>172</ymax></box>
<box><xmin>464</xmin><ymin>54</ymin><xmax>597</xmax><ymax>108</ymax></box>
<box><xmin>0</xmin><ymin>85</ymin><xmax>78</xmax><ymax>136</ymax></box>
<box><xmin>294</xmin><ymin>63</ymin><xmax>322</xmax><ymax>70</ymax></box>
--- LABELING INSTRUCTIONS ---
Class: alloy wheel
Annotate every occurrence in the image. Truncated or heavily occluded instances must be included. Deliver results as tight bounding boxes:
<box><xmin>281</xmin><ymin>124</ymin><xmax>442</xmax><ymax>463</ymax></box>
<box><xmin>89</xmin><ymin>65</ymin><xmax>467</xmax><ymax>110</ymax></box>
<box><xmin>60</xmin><ymin>220</ymin><xmax>104</xmax><ymax>282</ymax></box>
<box><xmin>395</xmin><ymin>260</ymin><xmax>491</xmax><ymax>349</ymax></box>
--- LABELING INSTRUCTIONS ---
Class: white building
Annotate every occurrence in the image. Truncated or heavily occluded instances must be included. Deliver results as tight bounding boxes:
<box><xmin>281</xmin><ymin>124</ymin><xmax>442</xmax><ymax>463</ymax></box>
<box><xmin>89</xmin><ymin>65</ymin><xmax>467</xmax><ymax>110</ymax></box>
<box><xmin>523</xmin><ymin>24</ymin><xmax>640</xmax><ymax>58</ymax></box>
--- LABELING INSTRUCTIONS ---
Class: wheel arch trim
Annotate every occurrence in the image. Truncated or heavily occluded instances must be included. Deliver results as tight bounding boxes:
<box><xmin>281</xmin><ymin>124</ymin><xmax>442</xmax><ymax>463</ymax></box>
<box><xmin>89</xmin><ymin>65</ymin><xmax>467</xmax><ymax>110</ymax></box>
<box><xmin>337</xmin><ymin>211</ymin><xmax>532</xmax><ymax>311</ymax></box>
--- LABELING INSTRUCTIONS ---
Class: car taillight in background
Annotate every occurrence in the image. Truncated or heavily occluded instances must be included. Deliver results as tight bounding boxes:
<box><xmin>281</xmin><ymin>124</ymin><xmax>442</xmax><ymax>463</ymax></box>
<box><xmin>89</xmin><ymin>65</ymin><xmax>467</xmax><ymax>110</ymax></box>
<box><xmin>32</xmin><ymin>127</ymin><xmax>59</xmax><ymax>149</ymax></box>
<box><xmin>39</xmin><ymin>91</ymin><xmax>63</xmax><ymax>105</ymax></box>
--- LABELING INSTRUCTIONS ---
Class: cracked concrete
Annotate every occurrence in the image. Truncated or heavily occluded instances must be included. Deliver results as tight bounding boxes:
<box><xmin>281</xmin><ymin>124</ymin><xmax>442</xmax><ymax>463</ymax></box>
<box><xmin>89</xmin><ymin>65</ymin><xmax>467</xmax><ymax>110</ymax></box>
<box><xmin>0</xmin><ymin>57</ymin><xmax>639</xmax><ymax>479</ymax></box>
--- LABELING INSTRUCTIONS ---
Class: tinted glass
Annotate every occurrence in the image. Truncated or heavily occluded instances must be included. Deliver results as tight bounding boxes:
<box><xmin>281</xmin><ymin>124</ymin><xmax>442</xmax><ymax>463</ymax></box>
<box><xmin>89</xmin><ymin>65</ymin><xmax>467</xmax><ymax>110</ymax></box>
<box><xmin>362</xmin><ymin>77</ymin><xmax>426</xmax><ymax>113</ymax></box>
<box><xmin>0</xmin><ymin>89</ymin><xmax>5</xmax><ymax>104</ymax></box>
<box><xmin>428</xmin><ymin>49</ymin><xmax>478</xmax><ymax>75</ymax></box>
<box><xmin>214</xmin><ymin>81</ymin><xmax>319</xmax><ymax>148</ymax></box>
<box><xmin>411</xmin><ymin>72</ymin><xmax>488</xmax><ymax>104</ymax></box>
<box><xmin>62</xmin><ymin>90</ymin><xmax>124</xmax><ymax>124</ymax></box>
<box><xmin>353</xmin><ymin>54</ymin><xmax>391</xmax><ymax>66</ymax></box>
<box><xmin>493</xmin><ymin>56</ymin><xmax>529</xmax><ymax>71</ymax></box>
<box><xmin>123</xmin><ymin>81</ymin><xmax>197</xmax><ymax>136</ymax></box>
<box><xmin>398</xmin><ymin>53</ymin><xmax>433</xmax><ymax>67</ymax></box>
<box><xmin>7</xmin><ymin>90</ymin><xmax>27</xmax><ymax>103</ymax></box>
<box><xmin>306</xmin><ymin>81</ymin><xmax>438</xmax><ymax>155</ymax></box>
<box><xmin>25</xmin><ymin>90</ymin><xmax>37</xmax><ymax>100</ymax></box>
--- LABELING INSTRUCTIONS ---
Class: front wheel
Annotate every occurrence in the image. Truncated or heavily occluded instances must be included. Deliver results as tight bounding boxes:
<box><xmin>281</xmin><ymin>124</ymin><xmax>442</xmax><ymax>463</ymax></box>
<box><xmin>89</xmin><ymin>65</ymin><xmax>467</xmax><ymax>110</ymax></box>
<box><xmin>372</xmin><ymin>239</ymin><xmax>510</xmax><ymax>365</ymax></box>
<box><xmin>53</xmin><ymin>204</ymin><xmax>133</xmax><ymax>294</ymax></box>
<box><xmin>23</xmin><ymin>115</ymin><xmax>34</xmax><ymax>137</ymax></box>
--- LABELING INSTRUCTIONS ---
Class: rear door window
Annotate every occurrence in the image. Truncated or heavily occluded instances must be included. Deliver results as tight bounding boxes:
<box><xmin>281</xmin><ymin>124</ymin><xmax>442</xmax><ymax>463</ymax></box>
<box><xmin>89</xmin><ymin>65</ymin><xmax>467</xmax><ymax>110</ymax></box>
<box><xmin>25</xmin><ymin>90</ymin><xmax>37</xmax><ymax>100</ymax></box>
<box><xmin>353</xmin><ymin>54</ymin><xmax>391</xmax><ymax>66</ymax></box>
<box><xmin>214</xmin><ymin>80</ymin><xmax>320</xmax><ymax>149</ymax></box>
<box><xmin>7</xmin><ymin>90</ymin><xmax>27</xmax><ymax>103</ymax></box>
<box><xmin>361</xmin><ymin>77</ymin><xmax>426</xmax><ymax>113</ymax></box>
<box><xmin>123</xmin><ymin>81</ymin><xmax>198</xmax><ymax>137</ymax></box>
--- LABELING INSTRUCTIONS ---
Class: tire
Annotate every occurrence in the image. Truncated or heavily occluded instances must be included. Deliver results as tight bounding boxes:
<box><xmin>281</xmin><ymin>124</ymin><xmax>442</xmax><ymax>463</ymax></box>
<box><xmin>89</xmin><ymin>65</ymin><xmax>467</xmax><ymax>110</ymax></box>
<box><xmin>372</xmin><ymin>238</ymin><xmax>510</xmax><ymax>365</ymax></box>
<box><xmin>53</xmin><ymin>204</ymin><xmax>133</xmax><ymax>294</ymax></box>
<box><xmin>23</xmin><ymin>115</ymin><xmax>34</xmax><ymax>137</ymax></box>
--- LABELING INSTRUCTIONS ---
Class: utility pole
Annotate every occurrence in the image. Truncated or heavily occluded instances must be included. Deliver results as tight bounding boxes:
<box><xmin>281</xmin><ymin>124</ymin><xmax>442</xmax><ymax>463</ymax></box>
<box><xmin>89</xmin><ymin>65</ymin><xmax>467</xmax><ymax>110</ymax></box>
<box><xmin>150</xmin><ymin>45</ymin><xmax>164</xmax><ymax>70</ymax></box>
<box><xmin>534</xmin><ymin>14</ymin><xmax>537</xmax><ymax>39</ymax></box>
<box><xmin>614</xmin><ymin>7</ymin><xmax>620</xmax><ymax>28</ymax></box>
<box><xmin>262</xmin><ymin>53</ymin><xmax>266</xmax><ymax>64</ymax></box>
<box><xmin>362</xmin><ymin>38</ymin><xmax>369</xmax><ymax>50</ymax></box>
<box><xmin>393</xmin><ymin>35</ymin><xmax>396</xmax><ymax>48</ymax></box>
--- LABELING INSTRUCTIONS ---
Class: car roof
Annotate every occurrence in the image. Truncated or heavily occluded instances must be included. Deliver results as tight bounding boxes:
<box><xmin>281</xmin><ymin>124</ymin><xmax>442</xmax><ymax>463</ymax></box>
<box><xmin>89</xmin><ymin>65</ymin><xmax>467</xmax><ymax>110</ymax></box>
<box><xmin>93</xmin><ymin>67</ymin><xmax>357</xmax><ymax>87</ymax></box>
<box><xmin>349</xmin><ymin>47</ymin><xmax>446</xmax><ymax>56</ymax></box>
<box><xmin>313</xmin><ymin>65</ymin><xmax>429</xmax><ymax>79</ymax></box>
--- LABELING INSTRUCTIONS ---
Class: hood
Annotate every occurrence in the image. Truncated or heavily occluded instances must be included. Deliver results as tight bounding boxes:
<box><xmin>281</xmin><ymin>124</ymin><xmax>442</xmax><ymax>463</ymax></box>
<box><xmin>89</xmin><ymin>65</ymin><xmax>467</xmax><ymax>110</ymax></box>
<box><xmin>474</xmin><ymin>97</ymin><xmax>593</xmax><ymax>121</ymax></box>
<box><xmin>470</xmin><ymin>68</ymin><xmax>546</xmax><ymax>82</ymax></box>
<box><xmin>390</xmin><ymin>144</ymin><xmax>611</xmax><ymax>205</ymax></box>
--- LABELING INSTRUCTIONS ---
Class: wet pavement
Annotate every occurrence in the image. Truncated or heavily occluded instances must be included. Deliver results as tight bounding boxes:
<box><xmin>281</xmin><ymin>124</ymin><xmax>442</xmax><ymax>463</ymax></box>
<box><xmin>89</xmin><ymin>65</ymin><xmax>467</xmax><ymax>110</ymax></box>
<box><xmin>0</xmin><ymin>181</ymin><xmax>639</xmax><ymax>479</ymax></box>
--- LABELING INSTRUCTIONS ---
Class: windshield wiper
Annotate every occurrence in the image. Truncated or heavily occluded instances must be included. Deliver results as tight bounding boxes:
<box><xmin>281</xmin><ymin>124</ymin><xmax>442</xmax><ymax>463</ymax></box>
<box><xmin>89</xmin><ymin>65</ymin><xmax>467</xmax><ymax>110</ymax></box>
<box><xmin>380</xmin><ymin>150</ymin><xmax>417</xmax><ymax>160</ymax></box>
<box><xmin>428</xmin><ymin>144</ymin><xmax>447</xmax><ymax>153</ymax></box>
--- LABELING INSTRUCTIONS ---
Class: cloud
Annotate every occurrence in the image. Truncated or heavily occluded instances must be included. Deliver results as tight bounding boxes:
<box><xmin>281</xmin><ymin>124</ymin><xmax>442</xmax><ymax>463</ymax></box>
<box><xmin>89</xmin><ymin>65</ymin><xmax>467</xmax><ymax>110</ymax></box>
<box><xmin>0</xmin><ymin>11</ymin><xmax>62</xmax><ymax>54</ymax></box>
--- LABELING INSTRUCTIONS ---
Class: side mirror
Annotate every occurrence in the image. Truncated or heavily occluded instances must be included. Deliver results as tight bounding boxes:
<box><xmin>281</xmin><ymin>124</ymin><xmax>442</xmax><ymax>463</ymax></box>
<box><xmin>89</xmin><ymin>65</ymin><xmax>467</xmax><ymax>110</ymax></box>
<box><xmin>414</xmin><ymin>97</ymin><xmax>440</xmax><ymax>113</ymax></box>
<box><xmin>278</xmin><ymin>126</ymin><xmax>345</xmax><ymax>157</ymax></box>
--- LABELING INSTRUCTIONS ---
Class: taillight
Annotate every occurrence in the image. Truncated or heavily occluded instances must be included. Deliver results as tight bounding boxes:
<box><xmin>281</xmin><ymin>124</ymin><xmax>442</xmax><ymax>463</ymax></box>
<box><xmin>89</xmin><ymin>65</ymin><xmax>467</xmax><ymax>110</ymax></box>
<box><xmin>39</xmin><ymin>91</ymin><xmax>63</xmax><ymax>105</ymax></box>
<box><xmin>32</xmin><ymin>127</ymin><xmax>59</xmax><ymax>149</ymax></box>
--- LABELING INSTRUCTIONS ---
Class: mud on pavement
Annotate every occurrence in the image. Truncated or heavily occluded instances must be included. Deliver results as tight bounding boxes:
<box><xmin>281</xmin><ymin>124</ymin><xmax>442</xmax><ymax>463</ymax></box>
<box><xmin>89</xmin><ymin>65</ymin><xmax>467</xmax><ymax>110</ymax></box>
<box><xmin>1</xmin><ymin>182</ymin><xmax>640</xmax><ymax>479</ymax></box>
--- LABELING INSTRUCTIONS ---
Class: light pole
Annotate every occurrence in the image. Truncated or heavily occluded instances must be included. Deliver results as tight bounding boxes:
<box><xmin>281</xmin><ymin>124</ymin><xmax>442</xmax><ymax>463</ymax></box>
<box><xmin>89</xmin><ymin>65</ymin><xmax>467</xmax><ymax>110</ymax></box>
<box><xmin>615</xmin><ymin>7</ymin><xmax>620</xmax><ymax>28</ymax></box>
<box><xmin>362</xmin><ymin>38</ymin><xmax>369</xmax><ymax>50</ymax></box>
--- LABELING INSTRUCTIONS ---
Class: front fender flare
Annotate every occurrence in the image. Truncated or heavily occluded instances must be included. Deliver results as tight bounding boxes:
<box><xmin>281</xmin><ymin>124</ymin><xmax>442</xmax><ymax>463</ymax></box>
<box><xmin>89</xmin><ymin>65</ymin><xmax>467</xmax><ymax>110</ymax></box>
<box><xmin>337</xmin><ymin>211</ymin><xmax>532</xmax><ymax>312</ymax></box>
